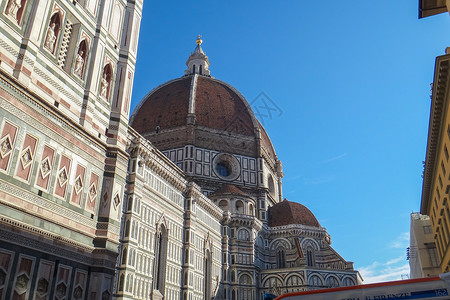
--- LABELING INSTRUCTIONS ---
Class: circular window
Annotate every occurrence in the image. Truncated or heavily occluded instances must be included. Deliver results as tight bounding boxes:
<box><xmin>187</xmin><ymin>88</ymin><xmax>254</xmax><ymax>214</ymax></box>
<box><xmin>212</xmin><ymin>153</ymin><xmax>240</xmax><ymax>181</ymax></box>
<box><xmin>216</xmin><ymin>162</ymin><xmax>231</xmax><ymax>177</ymax></box>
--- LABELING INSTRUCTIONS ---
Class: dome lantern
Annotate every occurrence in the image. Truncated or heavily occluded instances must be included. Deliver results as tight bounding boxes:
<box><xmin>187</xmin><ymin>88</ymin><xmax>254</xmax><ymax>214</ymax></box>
<box><xmin>184</xmin><ymin>35</ymin><xmax>211</xmax><ymax>77</ymax></box>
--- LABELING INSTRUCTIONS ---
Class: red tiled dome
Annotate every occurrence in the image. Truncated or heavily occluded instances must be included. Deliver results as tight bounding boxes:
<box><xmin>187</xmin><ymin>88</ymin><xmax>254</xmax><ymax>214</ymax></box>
<box><xmin>130</xmin><ymin>77</ymin><xmax>191</xmax><ymax>133</ymax></box>
<box><xmin>130</xmin><ymin>76</ymin><xmax>255</xmax><ymax>137</ymax></box>
<box><xmin>268</xmin><ymin>199</ymin><xmax>320</xmax><ymax>227</ymax></box>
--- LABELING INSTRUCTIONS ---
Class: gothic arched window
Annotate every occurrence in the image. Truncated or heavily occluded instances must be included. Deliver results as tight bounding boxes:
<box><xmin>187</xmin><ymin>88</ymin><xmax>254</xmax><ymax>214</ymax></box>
<box><xmin>118</xmin><ymin>274</ymin><xmax>124</xmax><ymax>291</ymax></box>
<box><xmin>276</xmin><ymin>249</ymin><xmax>286</xmax><ymax>268</ymax></box>
<box><xmin>326</xmin><ymin>276</ymin><xmax>340</xmax><ymax>288</ymax></box>
<box><xmin>306</xmin><ymin>246</ymin><xmax>315</xmax><ymax>267</ymax></box>
<box><xmin>239</xmin><ymin>274</ymin><xmax>252</xmax><ymax>285</ymax></box>
<box><xmin>218</xmin><ymin>200</ymin><xmax>229</xmax><ymax>211</ymax></box>
<box><xmin>238</xmin><ymin>229</ymin><xmax>250</xmax><ymax>241</ymax></box>
<box><xmin>124</xmin><ymin>220</ymin><xmax>130</xmax><ymax>237</ymax></box>
<box><xmin>121</xmin><ymin>247</ymin><xmax>127</xmax><ymax>265</ymax></box>
<box><xmin>236</xmin><ymin>200</ymin><xmax>244</xmax><ymax>214</ymax></box>
<box><xmin>127</xmin><ymin>196</ymin><xmax>132</xmax><ymax>211</ymax></box>
<box><xmin>308</xmin><ymin>275</ymin><xmax>322</xmax><ymax>286</ymax></box>
<box><xmin>342</xmin><ymin>277</ymin><xmax>355</xmax><ymax>287</ymax></box>
<box><xmin>286</xmin><ymin>275</ymin><xmax>302</xmax><ymax>286</ymax></box>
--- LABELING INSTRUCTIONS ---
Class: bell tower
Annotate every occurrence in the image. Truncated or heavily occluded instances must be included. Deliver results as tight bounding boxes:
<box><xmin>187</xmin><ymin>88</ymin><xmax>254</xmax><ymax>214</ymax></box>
<box><xmin>0</xmin><ymin>0</ymin><xmax>143</xmax><ymax>297</ymax></box>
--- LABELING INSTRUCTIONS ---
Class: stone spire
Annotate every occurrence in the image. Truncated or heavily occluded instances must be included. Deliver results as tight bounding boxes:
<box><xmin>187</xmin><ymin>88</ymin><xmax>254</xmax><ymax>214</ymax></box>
<box><xmin>184</xmin><ymin>35</ymin><xmax>211</xmax><ymax>76</ymax></box>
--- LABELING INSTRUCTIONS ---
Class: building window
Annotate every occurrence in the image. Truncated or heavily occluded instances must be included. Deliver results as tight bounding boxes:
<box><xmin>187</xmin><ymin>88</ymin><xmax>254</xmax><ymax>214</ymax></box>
<box><xmin>308</xmin><ymin>275</ymin><xmax>322</xmax><ymax>286</ymax></box>
<box><xmin>236</xmin><ymin>200</ymin><xmax>244</xmax><ymax>214</ymax></box>
<box><xmin>219</xmin><ymin>200</ymin><xmax>229</xmax><ymax>211</ymax></box>
<box><xmin>249</xmin><ymin>203</ymin><xmax>254</xmax><ymax>216</ymax></box>
<box><xmin>238</xmin><ymin>229</ymin><xmax>250</xmax><ymax>241</ymax></box>
<box><xmin>124</xmin><ymin>220</ymin><xmax>130</xmax><ymax>237</ymax></box>
<box><xmin>216</xmin><ymin>162</ymin><xmax>231</xmax><ymax>177</ymax></box>
<box><xmin>118</xmin><ymin>274</ymin><xmax>124</xmax><ymax>291</ymax></box>
<box><xmin>277</xmin><ymin>249</ymin><xmax>286</xmax><ymax>268</ymax></box>
<box><xmin>342</xmin><ymin>277</ymin><xmax>355</xmax><ymax>287</ymax></box>
<box><xmin>306</xmin><ymin>247</ymin><xmax>315</xmax><ymax>267</ymax></box>
<box><xmin>445</xmin><ymin>145</ymin><xmax>449</xmax><ymax>161</ymax></box>
<box><xmin>426</xmin><ymin>243</ymin><xmax>440</xmax><ymax>267</ymax></box>
<box><xmin>423</xmin><ymin>225</ymin><xmax>432</xmax><ymax>234</ymax></box>
<box><xmin>121</xmin><ymin>247</ymin><xmax>127</xmax><ymax>265</ymax></box>
<box><xmin>326</xmin><ymin>276</ymin><xmax>339</xmax><ymax>288</ymax></box>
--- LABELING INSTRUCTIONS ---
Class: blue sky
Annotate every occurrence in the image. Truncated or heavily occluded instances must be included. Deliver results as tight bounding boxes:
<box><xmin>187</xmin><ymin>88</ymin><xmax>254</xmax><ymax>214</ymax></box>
<box><xmin>130</xmin><ymin>1</ymin><xmax>450</xmax><ymax>283</ymax></box>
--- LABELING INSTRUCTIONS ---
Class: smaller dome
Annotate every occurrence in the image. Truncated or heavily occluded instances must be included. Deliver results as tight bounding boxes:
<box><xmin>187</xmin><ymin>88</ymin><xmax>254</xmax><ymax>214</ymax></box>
<box><xmin>268</xmin><ymin>199</ymin><xmax>320</xmax><ymax>227</ymax></box>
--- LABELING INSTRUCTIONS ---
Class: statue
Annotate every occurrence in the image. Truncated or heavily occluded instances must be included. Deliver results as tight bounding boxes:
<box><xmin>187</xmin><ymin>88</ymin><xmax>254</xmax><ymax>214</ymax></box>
<box><xmin>74</xmin><ymin>51</ymin><xmax>84</xmax><ymax>77</ymax></box>
<box><xmin>6</xmin><ymin>0</ymin><xmax>22</xmax><ymax>20</ymax></box>
<box><xmin>100</xmin><ymin>73</ymin><xmax>109</xmax><ymax>97</ymax></box>
<box><xmin>44</xmin><ymin>23</ymin><xmax>57</xmax><ymax>52</ymax></box>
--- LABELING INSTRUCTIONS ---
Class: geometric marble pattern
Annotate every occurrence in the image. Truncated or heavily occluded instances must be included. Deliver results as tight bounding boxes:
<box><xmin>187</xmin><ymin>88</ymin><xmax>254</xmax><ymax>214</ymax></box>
<box><xmin>88</xmin><ymin>183</ymin><xmax>97</xmax><ymax>201</ymax></box>
<box><xmin>20</xmin><ymin>146</ymin><xmax>33</xmax><ymax>169</ymax></box>
<box><xmin>74</xmin><ymin>175</ymin><xmax>83</xmax><ymax>195</ymax></box>
<box><xmin>40</xmin><ymin>157</ymin><xmax>52</xmax><ymax>178</ymax></box>
<box><xmin>57</xmin><ymin>167</ymin><xmax>68</xmax><ymax>187</ymax></box>
<box><xmin>113</xmin><ymin>194</ymin><xmax>120</xmax><ymax>209</ymax></box>
<box><xmin>0</xmin><ymin>135</ymin><xmax>12</xmax><ymax>158</ymax></box>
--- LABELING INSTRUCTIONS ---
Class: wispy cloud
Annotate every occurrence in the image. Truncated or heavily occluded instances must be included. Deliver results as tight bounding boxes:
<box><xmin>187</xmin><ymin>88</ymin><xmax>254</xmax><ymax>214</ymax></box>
<box><xmin>358</xmin><ymin>233</ymin><xmax>410</xmax><ymax>284</ymax></box>
<box><xmin>386</xmin><ymin>256</ymin><xmax>403</xmax><ymax>265</ymax></box>
<box><xmin>359</xmin><ymin>258</ymin><xmax>410</xmax><ymax>284</ymax></box>
<box><xmin>303</xmin><ymin>175</ymin><xmax>335</xmax><ymax>185</ymax></box>
<box><xmin>389</xmin><ymin>232</ymin><xmax>409</xmax><ymax>249</ymax></box>
<box><xmin>320</xmin><ymin>152</ymin><xmax>348</xmax><ymax>164</ymax></box>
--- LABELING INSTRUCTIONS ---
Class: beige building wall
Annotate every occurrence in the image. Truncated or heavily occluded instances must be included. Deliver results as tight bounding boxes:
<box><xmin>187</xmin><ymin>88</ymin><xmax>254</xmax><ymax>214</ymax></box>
<box><xmin>409</xmin><ymin>213</ymin><xmax>441</xmax><ymax>278</ymax></box>
<box><xmin>421</xmin><ymin>53</ymin><xmax>450</xmax><ymax>273</ymax></box>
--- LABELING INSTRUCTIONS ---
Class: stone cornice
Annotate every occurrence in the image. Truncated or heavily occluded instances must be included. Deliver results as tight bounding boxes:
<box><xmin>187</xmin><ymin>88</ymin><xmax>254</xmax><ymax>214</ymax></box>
<box><xmin>127</xmin><ymin>128</ymin><xmax>187</xmax><ymax>192</ymax></box>
<box><xmin>188</xmin><ymin>182</ymin><xmax>223</xmax><ymax>220</ymax></box>
<box><xmin>229</xmin><ymin>214</ymin><xmax>263</xmax><ymax>231</ymax></box>
<box><xmin>265</xmin><ymin>223</ymin><xmax>327</xmax><ymax>240</ymax></box>
<box><xmin>421</xmin><ymin>54</ymin><xmax>450</xmax><ymax>214</ymax></box>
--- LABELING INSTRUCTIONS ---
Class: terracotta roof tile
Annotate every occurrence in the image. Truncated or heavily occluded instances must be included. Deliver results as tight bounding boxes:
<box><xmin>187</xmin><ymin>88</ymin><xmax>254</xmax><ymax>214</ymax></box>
<box><xmin>268</xmin><ymin>199</ymin><xmax>320</xmax><ymax>227</ymax></box>
<box><xmin>131</xmin><ymin>77</ymin><xmax>191</xmax><ymax>133</ymax></box>
<box><xmin>195</xmin><ymin>76</ymin><xmax>254</xmax><ymax>136</ymax></box>
<box><xmin>258</xmin><ymin>121</ymin><xmax>277</xmax><ymax>160</ymax></box>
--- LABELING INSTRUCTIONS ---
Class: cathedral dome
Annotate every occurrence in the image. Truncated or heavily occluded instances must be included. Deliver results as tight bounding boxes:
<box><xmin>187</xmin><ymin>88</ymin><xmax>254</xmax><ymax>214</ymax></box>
<box><xmin>268</xmin><ymin>199</ymin><xmax>321</xmax><ymax>228</ymax></box>
<box><xmin>130</xmin><ymin>75</ymin><xmax>256</xmax><ymax>137</ymax></box>
<box><xmin>129</xmin><ymin>37</ymin><xmax>277</xmax><ymax>161</ymax></box>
